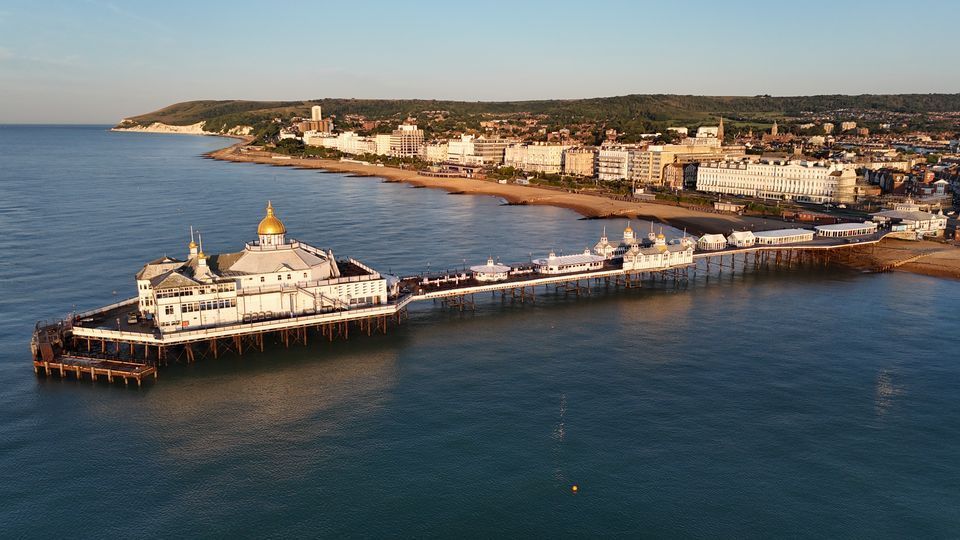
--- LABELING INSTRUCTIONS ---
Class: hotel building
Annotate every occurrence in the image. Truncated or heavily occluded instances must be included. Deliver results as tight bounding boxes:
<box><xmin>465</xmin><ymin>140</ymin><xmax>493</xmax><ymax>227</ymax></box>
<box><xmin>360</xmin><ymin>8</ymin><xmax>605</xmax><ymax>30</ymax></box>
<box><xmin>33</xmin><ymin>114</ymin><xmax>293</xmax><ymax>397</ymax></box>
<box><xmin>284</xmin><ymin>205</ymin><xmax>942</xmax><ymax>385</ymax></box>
<box><xmin>695</xmin><ymin>158</ymin><xmax>857</xmax><ymax>204</ymax></box>
<box><xmin>504</xmin><ymin>143</ymin><xmax>572</xmax><ymax>174</ymax></box>
<box><xmin>389</xmin><ymin>124</ymin><xmax>424</xmax><ymax>158</ymax></box>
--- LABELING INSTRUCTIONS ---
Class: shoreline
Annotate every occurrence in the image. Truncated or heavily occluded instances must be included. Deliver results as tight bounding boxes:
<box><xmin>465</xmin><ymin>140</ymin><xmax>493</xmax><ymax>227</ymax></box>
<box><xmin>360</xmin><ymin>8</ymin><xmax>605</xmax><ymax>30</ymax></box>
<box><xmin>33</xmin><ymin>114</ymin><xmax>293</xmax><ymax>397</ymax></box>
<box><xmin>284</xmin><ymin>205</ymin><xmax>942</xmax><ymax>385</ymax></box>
<box><xmin>205</xmin><ymin>140</ymin><xmax>795</xmax><ymax>237</ymax></box>
<box><xmin>196</xmin><ymin>139</ymin><xmax>960</xmax><ymax>281</ymax></box>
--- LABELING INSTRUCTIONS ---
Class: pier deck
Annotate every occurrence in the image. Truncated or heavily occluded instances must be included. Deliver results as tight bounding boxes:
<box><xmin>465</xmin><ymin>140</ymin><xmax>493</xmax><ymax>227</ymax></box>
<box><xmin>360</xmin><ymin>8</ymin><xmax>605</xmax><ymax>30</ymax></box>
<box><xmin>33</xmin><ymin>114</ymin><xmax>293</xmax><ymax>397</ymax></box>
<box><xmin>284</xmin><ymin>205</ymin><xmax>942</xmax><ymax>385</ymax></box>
<box><xmin>34</xmin><ymin>355</ymin><xmax>157</xmax><ymax>386</ymax></box>
<box><xmin>32</xmin><ymin>230</ymin><xmax>902</xmax><ymax>383</ymax></box>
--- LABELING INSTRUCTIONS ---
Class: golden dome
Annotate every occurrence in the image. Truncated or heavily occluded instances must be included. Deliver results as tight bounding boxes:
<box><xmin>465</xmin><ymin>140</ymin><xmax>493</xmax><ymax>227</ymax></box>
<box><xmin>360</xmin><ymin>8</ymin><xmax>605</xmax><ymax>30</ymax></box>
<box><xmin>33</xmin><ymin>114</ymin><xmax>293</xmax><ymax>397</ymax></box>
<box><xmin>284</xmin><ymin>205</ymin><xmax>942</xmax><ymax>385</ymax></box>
<box><xmin>189</xmin><ymin>241</ymin><xmax>197</xmax><ymax>249</ymax></box>
<box><xmin>257</xmin><ymin>201</ymin><xmax>286</xmax><ymax>235</ymax></box>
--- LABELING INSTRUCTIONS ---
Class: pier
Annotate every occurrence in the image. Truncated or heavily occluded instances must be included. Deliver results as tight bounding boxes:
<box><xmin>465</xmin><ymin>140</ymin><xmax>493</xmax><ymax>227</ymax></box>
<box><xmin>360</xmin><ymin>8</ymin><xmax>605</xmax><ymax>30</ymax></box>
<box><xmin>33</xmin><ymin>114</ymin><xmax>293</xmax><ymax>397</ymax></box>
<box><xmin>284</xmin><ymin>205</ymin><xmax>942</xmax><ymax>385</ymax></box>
<box><xmin>31</xmin><ymin>232</ymin><xmax>897</xmax><ymax>386</ymax></box>
<box><xmin>30</xmin><ymin>202</ymin><xmax>910</xmax><ymax>386</ymax></box>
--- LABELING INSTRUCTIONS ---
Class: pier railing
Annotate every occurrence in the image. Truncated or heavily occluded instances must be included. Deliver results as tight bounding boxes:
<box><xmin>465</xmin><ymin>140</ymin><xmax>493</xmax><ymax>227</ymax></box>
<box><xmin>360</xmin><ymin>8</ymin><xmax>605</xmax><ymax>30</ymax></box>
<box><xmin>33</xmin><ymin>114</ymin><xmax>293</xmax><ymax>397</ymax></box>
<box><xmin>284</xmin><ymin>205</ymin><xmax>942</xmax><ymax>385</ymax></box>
<box><xmin>74</xmin><ymin>297</ymin><xmax>138</xmax><ymax>320</ymax></box>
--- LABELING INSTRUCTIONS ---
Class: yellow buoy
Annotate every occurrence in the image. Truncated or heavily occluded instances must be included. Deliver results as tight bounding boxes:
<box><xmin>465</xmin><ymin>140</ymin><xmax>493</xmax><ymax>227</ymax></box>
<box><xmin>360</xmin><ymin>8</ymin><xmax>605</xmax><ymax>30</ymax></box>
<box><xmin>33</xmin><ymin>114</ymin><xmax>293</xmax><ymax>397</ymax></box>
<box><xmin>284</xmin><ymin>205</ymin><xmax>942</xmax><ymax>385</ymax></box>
<box><xmin>571</xmin><ymin>485</ymin><xmax>579</xmax><ymax>493</ymax></box>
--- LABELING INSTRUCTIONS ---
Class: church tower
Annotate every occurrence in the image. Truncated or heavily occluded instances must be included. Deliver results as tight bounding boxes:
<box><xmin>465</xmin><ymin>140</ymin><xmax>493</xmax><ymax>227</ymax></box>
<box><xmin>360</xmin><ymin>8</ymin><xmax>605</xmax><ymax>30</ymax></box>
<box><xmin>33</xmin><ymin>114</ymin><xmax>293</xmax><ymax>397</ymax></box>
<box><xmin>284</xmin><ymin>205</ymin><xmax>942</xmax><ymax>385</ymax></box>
<box><xmin>717</xmin><ymin>117</ymin><xmax>724</xmax><ymax>141</ymax></box>
<box><xmin>257</xmin><ymin>201</ymin><xmax>287</xmax><ymax>246</ymax></box>
<box><xmin>771</xmin><ymin>121</ymin><xmax>779</xmax><ymax>136</ymax></box>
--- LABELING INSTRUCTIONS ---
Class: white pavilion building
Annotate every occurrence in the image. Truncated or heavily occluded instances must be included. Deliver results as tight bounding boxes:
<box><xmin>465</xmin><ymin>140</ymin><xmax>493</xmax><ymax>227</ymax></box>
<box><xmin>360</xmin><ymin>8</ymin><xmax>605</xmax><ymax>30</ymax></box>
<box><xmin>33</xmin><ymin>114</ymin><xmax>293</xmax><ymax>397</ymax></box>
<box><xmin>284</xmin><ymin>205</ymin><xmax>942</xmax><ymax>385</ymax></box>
<box><xmin>622</xmin><ymin>232</ymin><xmax>694</xmax><ymax>271</ymax></box>
<box><xmin>471</xmin><ymin>258</ymin><xmax>512</xmax><ymax>282</ymax></box>
<box><xmin>135</xmin><ymin>202</ymin><xmax>388</xmax><ymax>331</ymax></box>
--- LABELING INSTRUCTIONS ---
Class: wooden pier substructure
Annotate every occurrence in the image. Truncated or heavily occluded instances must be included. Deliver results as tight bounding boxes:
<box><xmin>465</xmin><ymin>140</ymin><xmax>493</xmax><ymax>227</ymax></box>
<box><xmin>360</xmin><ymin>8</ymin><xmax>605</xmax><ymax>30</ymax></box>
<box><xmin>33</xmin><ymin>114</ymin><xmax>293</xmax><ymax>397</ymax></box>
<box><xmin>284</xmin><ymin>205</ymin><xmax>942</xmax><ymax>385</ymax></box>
<box><xmin>502</xmin><ymin>285</ymin><xmax>536</xmax><ymax>304</ymax></box>
<box><xmin>442</xmin><ymin>294</ymin><xmax>476</xmax><ymax>312</ymax></box>
<box><xmin>33</xmin><ymin>356</ymin><xmax>157</xmax><ymax>387</ymax></box>
<box><xmin>38</xmin><ymin>306</ymin><xmax>409</xmax><ymax>384</ymax></box>
<box><xmin>555</xmin><ymin>279</ymin><xmax>590</xmax><ymax>296</ymax></box>
<box><xmin>613</xmin><ymin>272</ymin><xmax>643</xmax><ymax>289</ymax></box>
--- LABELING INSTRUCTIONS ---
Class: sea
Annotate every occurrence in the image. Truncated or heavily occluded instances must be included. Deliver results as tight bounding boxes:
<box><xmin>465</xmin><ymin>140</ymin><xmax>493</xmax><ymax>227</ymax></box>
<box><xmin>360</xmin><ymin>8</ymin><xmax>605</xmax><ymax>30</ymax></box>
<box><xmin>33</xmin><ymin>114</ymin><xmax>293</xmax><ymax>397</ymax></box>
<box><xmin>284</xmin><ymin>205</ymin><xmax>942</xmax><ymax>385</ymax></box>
<box><xmin>1</xmin><ymin>125</ymin><xmax>958</xmax><ymax>538</ymax></box>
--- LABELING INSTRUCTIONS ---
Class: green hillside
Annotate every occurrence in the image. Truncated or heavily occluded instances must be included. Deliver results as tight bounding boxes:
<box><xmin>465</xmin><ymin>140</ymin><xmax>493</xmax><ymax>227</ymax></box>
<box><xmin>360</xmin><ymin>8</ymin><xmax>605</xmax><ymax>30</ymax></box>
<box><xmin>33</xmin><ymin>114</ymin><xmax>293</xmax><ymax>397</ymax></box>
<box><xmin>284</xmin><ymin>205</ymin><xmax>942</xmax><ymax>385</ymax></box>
<box><xmin>116</xmin><ymin>94</ymin><xmax>960</xmax><ymax>136</ymax></box>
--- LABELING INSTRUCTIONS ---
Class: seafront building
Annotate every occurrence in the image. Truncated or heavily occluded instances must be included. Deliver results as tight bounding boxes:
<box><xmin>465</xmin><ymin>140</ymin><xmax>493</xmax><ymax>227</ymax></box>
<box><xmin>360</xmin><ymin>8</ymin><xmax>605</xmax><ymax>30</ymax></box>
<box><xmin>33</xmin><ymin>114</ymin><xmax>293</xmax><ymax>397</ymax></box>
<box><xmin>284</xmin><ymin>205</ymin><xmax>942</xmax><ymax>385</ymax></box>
<box><xmin>420</xmin><ymin>141</ymin><xmax>449</xmax><ymax>163</ymax></box>
<box><xmin>503</xmin><ymin>143</ymin><xmax>572</xmax><ymax>174</ymax></box>
<box><xmin>389</xmin><ymin>124</ymin><xmax>425</xmax><ymax>158</ymax></box>
<box><xmin>597</xmin><ymin>146</ymin><xmax>635</xmax><ymax>181</ymax></box>
<box><xmin>629</xmin><ymin>140</ymin><xmax>740</xmax><ymax>187</ymax></box>
<box><xmin>135</xmin><ymin>203</ymin><xmax>389</xmax><ymax>330</ymax></box>
<box><xmin>563</xmin><ymin>147</ymin><xmax>597</xmax><ymax>177</ymax></box>
<box><xmin>871</xmin><ymin>209</ymin><xmax>947</xmax><ymax>236</ymax></box>
<box><xmin>446</xmin><ymin>135</ymin><xmax>514</xmax><ymax>166</ymax></box>
<box><xmin>695</xmin><ymin>157</ymin><xmax>857</xmax><ymax>204</ymax></box>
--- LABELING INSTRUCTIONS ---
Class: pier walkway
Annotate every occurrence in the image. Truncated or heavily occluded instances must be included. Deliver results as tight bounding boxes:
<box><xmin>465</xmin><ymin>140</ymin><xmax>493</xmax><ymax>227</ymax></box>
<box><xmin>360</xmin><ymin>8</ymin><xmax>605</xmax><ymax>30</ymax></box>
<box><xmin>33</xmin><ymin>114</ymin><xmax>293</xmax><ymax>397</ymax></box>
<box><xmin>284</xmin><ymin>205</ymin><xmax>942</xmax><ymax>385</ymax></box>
<box><xmin>31</xmin><ymin>230</ymin><xmax>901</xmax><ymax>385</ymax></box>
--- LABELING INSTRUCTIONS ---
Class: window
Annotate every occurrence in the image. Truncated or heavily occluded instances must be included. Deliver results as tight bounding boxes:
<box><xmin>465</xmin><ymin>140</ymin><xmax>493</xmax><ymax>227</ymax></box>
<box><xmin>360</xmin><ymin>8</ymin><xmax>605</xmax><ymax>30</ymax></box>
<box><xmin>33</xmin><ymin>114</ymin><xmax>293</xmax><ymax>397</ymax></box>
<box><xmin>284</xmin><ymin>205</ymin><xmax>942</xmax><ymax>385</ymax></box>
<box><xmin>164</xmin><ymin>306</ymin><xmax>175</xmax><ymax>315</ymax></box>
<box><xmin>260</xmin><ymin>276</ymin><xmax>265</xmax><ymax>283</ymax></box>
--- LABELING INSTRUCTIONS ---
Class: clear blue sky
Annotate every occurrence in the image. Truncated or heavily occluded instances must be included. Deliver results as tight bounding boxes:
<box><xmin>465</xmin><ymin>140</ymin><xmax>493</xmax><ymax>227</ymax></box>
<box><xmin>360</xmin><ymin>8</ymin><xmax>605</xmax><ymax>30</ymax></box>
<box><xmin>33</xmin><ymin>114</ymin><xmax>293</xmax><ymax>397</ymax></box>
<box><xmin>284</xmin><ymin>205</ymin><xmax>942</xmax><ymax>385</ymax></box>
<box><xmin>1</xmin><ymin>0</ymin><xmax>958</xmax><ymax>123</ymax></box>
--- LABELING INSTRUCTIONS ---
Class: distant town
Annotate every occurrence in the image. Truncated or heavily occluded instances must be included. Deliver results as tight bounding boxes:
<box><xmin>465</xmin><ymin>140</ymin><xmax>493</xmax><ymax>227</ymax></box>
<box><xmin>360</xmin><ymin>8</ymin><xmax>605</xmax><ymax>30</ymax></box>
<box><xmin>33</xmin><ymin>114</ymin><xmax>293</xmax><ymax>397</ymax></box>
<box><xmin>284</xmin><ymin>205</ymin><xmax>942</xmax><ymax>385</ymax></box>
<box><xmin>248</xmin><ymin>103</ymin><xmax>956</xmax><ymax>239</ymax></box>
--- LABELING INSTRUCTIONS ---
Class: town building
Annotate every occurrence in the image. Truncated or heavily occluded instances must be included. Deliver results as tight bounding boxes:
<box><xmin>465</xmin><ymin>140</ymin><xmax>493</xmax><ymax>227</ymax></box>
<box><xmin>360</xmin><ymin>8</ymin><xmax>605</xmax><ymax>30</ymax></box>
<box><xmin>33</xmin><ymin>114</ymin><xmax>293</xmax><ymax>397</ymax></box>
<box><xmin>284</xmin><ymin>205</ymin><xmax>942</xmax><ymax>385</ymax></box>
<box><xmin>841</xmin><ymin>121</ymin><xmax>857</xmax><ymax>132</ymax></box>
<box><xmin>375</xmin><ymin>134</ymin><xmax>392</xmax><ymax>156</ymax></box>
<box><xmin>135</xmin><ymin>202</ymin><xmax>388</xmax><ymax>331</ymax></box>
<box><xmin>447</xmin><ymin>135</ymin><xmax>513</xmax><ymax>166</ymax></box>
<box><xmin>871</xmin><ymin>210</ymin><xmax>947</xmax><ymax>236</ymax></box>
<box><xmin>695</xmin><ymin>157</ymin><xmax>857</xmax><ymax>204</ymax></box>
<box><xmin>298</xmin><ymin>105</ymin><xmax>334</xmax><ymax>133</ymax></box>
<box><xmin>472</xmin><ymin>137</ymin><xmax>513</xmax><ymax>166</ymax></box>
<box><xmin>504</xmin><ymin>143</ymin><xmax>572</xmax><ymax>174</ymax></box>
<box><xmin>628</xmin><ymin>138</ymin><xmax>743</xmax><ymax>187</ymax></box>
<box><xmin>563</xmin><ymin>147</ymin><xmax>597</xmax><ymax>177</ymax></box>
<box><xmin>421</xmin><ymin>141</ymin><xmax>449</xmax><ymax>163</ymax></box>
<box><xmin>389</xmin><ymin>124</ymin><xmax>424</xmax><ymax>158</ymax></box>
<box><xmin>597</xmin><ymin>146</ymin><xmax>635</xmax><ymax>181</ymax></box>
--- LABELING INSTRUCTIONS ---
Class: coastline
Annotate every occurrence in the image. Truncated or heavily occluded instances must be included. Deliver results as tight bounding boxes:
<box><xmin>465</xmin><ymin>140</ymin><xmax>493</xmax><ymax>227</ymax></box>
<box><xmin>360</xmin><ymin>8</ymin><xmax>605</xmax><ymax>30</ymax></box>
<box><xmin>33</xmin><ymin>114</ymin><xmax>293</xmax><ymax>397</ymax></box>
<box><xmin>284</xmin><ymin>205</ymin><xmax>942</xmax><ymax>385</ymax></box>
<box><xmin>205</xmin><ymin>140</ymin><xmax>793</xmax><ymax>237</ymax></box>
<box><xmin>193</xmin><ymin>139</ymin><xmax>959</xmax><ymax>281</ymax></box>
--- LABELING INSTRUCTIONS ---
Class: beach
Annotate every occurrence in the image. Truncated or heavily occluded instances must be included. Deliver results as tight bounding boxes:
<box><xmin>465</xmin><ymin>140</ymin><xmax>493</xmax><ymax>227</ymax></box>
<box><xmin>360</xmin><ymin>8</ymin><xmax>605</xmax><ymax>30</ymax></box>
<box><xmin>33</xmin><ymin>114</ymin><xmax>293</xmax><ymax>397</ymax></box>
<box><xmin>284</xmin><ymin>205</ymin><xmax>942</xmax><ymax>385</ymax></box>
<box><xmin>206</xmin><ymin>141</ymin><xmax>793</xmax><ymax>236</ymax></box>
<box><xmin>207</xmin><ymin>140</ymin><xmax>960</xmax><ymax>280</ymax></box>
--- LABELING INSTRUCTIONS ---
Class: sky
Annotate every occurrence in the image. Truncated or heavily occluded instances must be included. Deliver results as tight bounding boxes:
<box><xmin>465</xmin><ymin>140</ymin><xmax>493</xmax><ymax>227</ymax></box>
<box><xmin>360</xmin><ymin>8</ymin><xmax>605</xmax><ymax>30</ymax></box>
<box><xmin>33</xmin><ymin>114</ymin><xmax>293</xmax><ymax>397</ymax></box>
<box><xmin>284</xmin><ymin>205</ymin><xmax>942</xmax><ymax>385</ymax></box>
<box><xmin>0</xmin><ymin>0</ymin><xmax>958</xmax><ymax>123</ymax></box>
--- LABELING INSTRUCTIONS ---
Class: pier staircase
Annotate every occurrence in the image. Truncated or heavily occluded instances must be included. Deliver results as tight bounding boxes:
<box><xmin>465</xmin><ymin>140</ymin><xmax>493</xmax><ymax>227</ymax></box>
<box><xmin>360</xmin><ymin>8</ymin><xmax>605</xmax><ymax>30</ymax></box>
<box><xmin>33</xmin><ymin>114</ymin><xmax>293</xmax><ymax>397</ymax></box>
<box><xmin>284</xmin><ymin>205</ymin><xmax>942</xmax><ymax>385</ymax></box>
<box><xmin>296</xmin><ymin>285</ymin><xmax>350</xmax><ymax>311</ymax></box>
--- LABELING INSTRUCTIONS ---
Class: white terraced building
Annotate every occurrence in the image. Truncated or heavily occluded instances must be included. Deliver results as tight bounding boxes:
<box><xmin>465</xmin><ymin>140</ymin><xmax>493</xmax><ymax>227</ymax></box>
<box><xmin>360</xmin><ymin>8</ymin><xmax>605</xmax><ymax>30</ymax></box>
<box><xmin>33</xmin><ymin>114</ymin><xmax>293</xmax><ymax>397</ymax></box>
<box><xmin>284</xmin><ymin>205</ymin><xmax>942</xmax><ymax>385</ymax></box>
<box><xmin>503</xmin><ymin>143</ymin><xmax>572</xmax><ymax>174</ymax></box>
<box><xmin>696</xmin><ymin>158</ymin><xmax>857</xmax><ymax>204</ymax></box>
<box><xmin>135</xmin><ymin>202</ymin><xmax>388</xmax><ymax>332</ymax></box>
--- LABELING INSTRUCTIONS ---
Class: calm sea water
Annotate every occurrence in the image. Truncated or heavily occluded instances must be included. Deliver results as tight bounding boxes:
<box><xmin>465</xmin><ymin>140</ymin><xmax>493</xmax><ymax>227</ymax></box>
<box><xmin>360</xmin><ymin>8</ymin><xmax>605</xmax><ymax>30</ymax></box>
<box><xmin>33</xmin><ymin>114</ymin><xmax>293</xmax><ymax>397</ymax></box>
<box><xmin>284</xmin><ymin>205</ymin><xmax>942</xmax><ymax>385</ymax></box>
<box><xmin>1</xmin><ymin>125</ymin><xmax>959</xmax><ymax>538</ymax></box>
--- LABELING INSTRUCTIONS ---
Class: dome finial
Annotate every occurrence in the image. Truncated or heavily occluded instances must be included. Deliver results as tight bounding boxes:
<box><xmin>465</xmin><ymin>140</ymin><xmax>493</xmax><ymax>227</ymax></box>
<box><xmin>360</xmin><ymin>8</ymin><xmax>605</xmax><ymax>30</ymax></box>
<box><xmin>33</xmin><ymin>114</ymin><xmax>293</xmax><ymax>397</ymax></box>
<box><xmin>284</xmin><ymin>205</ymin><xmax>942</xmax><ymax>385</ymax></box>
<box><xmin>258</xmin><ymin>200</ymin><xmax>286</xmax><ymax>236</ymax></box>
